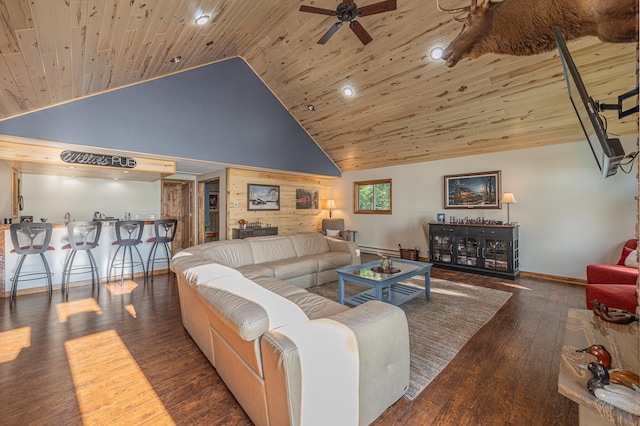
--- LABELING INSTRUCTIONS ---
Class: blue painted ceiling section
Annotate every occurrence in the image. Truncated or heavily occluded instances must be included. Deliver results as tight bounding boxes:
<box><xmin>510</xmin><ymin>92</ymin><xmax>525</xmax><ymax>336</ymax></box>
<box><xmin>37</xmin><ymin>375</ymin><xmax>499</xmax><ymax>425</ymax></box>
<box><xmin>0</xmin><ymin>57</ymin><xmax>340</xmax><ymax>177</ymax></box>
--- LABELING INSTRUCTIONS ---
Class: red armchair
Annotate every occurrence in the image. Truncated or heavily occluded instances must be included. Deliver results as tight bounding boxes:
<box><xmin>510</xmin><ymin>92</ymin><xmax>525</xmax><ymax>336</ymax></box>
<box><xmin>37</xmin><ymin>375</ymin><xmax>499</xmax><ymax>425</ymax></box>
<box><xmin>585</xmin><ymin>239</ymin><xmax>638</xmax><ymax>313</ymax></box>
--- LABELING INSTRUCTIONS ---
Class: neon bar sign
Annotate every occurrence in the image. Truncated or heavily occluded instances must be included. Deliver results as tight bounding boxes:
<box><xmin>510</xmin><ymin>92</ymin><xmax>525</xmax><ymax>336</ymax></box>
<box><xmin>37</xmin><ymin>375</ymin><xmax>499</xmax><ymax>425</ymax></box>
<box><xmin>60</xmin><ymin>151</ymin><xmax>137</xmax><ymax>169</ymax></box>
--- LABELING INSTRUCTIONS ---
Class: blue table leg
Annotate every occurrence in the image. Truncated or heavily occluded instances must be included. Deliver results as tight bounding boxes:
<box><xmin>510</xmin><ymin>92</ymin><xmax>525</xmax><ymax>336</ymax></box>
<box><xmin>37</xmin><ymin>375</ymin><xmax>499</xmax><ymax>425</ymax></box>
<box><xmin>424</xmin><ymin>270</ymin><xmax>431</xmax><ymax>301</ymax></box>
<box><xmin>339</xmin><ymin>275</ymin><xmax>345</xmax><ymax>304</ymax></box>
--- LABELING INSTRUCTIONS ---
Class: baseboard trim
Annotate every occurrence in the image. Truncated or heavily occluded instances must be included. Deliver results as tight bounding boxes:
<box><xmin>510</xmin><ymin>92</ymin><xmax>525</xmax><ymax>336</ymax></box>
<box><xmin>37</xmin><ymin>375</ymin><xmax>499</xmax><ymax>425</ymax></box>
<box><xmin>518</xmin><ymin>271</ymin><xmax>587</xmax><ymax>285</ymax></box>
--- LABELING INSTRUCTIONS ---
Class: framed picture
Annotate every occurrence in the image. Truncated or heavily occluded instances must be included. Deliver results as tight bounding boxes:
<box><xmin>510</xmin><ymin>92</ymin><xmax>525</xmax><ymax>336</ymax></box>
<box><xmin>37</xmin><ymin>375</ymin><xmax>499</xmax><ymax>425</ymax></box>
<box><xmin>248</xmin><ymin>184</ymin><xmax>280</xmax><ymax>211</ymax></box>
<box><xmin>443</xmin><ymin>170</ymin><xmax>501</xmax><ymax>209</ymax></box>
<box><xmin>209</xmin><ymin>192</ymin><xmax>218</xmax><ymax>212</ymax></box>
<box><xmin>295</xmin><ymin>188</ymin><xmax>319</xmax><ymax>209</ymax></box>
<box><xmin>437</xmin><ymin>213</ymin><xmax>445</xmax><ymax>223</ymax></box>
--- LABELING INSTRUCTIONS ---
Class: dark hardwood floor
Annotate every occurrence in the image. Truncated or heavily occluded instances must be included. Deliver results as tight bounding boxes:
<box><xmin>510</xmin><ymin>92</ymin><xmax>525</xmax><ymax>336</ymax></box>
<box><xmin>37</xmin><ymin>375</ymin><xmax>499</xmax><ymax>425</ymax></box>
<box><xmin>0</xmin><ymin>259</ymin><xmax>584</xmax><ymax>425</ymax></box>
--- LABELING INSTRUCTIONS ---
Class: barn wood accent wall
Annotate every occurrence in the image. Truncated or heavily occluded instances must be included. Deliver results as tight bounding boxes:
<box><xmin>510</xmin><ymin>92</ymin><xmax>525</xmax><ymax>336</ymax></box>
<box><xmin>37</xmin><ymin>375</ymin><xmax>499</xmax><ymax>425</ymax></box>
<box><xmin>226</xmin><ymin>168</ymin><xmax>333</xmax><ymax>238</ymax></box>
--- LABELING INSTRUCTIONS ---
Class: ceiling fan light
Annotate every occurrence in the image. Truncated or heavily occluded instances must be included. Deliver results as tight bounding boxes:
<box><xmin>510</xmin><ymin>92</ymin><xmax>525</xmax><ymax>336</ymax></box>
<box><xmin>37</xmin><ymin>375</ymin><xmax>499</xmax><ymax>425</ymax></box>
<box><xmin>430</xmin><ymin>47</ymin><xmax>444</xmax><ymax>60</ymax></box>
<box><xmin>343</xmin><ymin>87</ymin><xmax>354</xmax><ymax>96</ymax></box>
<box><xmin>195</xmin><ymin>15</ymin><xmax>209</xmax><ymax>25</ymax></box>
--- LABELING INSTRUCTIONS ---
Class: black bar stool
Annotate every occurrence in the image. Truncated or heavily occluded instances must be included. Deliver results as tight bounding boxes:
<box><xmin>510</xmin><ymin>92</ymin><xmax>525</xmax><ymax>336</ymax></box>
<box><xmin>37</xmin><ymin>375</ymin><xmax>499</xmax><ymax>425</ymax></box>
<box><xmin>61</xmin><ymin>221</ymin><xmax>102</xmax><ymax>297</ymax></box>
<box><xmin>146</xmin><ymin>219</ymin><xmax>178</xmax><ymax>281</ymax></box>
<box><xmin>107</xmin><ymin>220</ymin><xmax>146</xmax><ymax>283</ymax></box>
<box><xmin>9</xmin><ymin>222</ymin><xmax>55</xmax><ymax>305</ymax></box>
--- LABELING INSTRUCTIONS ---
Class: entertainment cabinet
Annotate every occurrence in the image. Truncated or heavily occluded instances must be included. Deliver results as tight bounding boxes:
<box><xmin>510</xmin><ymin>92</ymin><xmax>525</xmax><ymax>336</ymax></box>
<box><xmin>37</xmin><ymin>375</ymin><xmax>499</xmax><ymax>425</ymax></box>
<box><xmin>232</xmin><ymin>226</ymin><xmax>278</xmax><ymax>239</ymax></box>
<box><xmin>428</xmin><ymin>223</ymin><xmax>520</xmax><ymax>279</ymax></box>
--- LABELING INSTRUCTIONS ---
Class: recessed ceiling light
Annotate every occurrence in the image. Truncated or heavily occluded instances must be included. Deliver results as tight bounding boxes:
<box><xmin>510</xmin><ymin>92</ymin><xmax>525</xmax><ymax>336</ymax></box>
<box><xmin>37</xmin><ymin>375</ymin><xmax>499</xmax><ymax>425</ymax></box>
<box><xmin>343</xmin><ymin>87</ymin><xmax>354</xmax><ymax>96</ymax></box>
<box><xmin>170</xmin><ymin>56</ymin><xmax>182</xmax><ymax>63</ymax></box>
<box><xmin>430</xmin><ymin>47</ymin><xmax>444</xmax><ymax>60</ymax></box>
<box><xmin>206</xmin><ymin>41</ymin><xmax>214</xmax><ymax>46</ymax></box>
<box><xmin>307</xmin><ymin>104</ymin><xmax>315</xmax><ymax>111</ymax></box>
<box><xmin>113</xmin><ymin>177</ymin><xmax>119</xmax><ymax>181</ymax></box>
<box><xmin>195</xmin><ymin>15</ymin><xmax>209</xmax><ymax>25</ymax></box>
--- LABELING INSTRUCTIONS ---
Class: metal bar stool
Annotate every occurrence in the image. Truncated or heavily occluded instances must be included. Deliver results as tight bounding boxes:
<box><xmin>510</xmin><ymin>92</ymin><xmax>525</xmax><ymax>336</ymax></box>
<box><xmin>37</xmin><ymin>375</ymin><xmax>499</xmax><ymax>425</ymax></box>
<box><xmin>107</xmin><ymin>220</ymin><xmax>146</xmax><ymax>284</ymax></box>
<box><xmin>9</xmin><ymin>222</ymin><xmax>55</xmax><ymax>305</ymax></box>
<box><xmin>61</xmin><ymin>221</ymin><xmax>102</xmax><ymax>297</ymax></box>
<box><xmin>146</xmin><ymin>219</ymin><xmax>178</xmax><ymax>282</ymax></box>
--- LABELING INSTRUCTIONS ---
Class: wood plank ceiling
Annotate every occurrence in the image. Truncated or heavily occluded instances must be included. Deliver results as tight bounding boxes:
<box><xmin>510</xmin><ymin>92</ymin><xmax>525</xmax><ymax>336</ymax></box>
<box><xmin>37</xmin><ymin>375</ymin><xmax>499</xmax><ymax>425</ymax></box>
<box><xmin>0</xmin><ymin>0</ymin><xmax>636</xmax><ymax>173</ymax></box>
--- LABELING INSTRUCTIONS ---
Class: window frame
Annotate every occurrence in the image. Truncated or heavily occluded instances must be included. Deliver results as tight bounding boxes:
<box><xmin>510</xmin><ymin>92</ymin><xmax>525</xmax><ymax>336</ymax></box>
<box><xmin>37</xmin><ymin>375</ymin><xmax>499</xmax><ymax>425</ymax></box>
<box><xmin>353</xmin><ymin>179</ymin><xmax>392</xmax><ymax>214</ymax></box>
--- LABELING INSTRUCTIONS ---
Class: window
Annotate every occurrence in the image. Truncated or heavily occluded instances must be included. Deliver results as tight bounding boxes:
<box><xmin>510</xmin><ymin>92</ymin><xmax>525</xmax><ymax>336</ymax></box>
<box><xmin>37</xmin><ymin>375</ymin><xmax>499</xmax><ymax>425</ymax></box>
<box><xmin>354</xmin><ymin>179</ymin><xmax>392</xmax><ymax>214</ymax></box>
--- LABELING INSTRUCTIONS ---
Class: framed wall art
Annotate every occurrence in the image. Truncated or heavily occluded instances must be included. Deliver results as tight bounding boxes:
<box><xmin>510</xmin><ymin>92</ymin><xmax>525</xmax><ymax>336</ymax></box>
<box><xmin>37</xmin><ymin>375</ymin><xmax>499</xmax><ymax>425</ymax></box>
<box><xmin>443</xmin><ymin>170</ymin><xmax>501</xmax><ymax>209</ymax></box>
<box><xmin>248</xmin><ymin>184</ymin><xmax>280</xmax><ymax>211</ymax></box>
<box><xmin>295</xmin><ymin>188</ymin><xmax>319</xmax><ymax>209</ymax></box>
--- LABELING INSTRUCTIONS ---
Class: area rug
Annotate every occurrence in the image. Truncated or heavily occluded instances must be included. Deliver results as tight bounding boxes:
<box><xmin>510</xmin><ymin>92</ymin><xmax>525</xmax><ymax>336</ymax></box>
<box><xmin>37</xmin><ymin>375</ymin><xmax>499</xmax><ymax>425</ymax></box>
<box><xmin>308</xmin><ymin>276</ymin><xmax>512</xmax><ymax>400</ymax></box>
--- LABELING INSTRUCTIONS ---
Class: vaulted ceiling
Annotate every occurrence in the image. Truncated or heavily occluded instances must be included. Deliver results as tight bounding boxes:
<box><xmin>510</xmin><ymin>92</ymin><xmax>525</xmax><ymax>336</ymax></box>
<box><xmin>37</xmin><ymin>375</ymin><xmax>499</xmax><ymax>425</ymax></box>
<box><xmin>0</xmin><ymin>0</ymin><xmax>636</xmax><ymax>174</ymax></box>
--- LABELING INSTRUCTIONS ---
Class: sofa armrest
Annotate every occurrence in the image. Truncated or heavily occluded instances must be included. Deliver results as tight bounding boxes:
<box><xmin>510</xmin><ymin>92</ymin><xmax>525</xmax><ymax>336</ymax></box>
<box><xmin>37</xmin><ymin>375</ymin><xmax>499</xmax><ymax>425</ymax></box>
<box><xmin>586</xmin><ymin>264</ymin><xmax>638</xmax><ymax>285</ymax></box>
<box><xmin>325</xmin><ymin>236</ymin><xmax>361</xmax><ymax>265</ymax></box>
<box><xmin>261</xmin><ymin>301</ymin><xmax>409</xmax><ymax>426</ymax></box>
<box><xmin>328</xmin><ymin>301</ymin><xmax>410</xmax><ymax>425</ymax></box>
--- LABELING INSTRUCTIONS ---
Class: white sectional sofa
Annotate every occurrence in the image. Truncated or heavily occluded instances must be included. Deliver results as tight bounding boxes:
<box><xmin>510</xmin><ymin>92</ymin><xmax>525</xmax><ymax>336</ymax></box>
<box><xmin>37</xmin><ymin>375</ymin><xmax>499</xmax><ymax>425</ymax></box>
<box><xmin>171</xmin><ymin>232</ymin><xmax>410</xmax><ymax>426</ymax></box>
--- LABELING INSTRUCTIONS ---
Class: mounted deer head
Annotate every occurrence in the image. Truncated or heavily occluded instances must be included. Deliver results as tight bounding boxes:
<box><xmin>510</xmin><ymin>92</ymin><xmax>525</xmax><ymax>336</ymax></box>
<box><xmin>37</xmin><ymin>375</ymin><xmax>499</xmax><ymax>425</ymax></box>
<box><xmin>438</xmin><ymin>0</ymin><xmax>638</xmax><ymax>67</ymax></box>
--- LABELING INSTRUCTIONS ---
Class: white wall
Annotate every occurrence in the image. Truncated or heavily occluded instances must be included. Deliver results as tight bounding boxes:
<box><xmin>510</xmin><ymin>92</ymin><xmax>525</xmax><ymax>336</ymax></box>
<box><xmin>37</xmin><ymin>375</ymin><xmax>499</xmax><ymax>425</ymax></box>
<box><xmin>20</xmin><ymin>174</ymin><xmax>161</xmax><ymax>223</ymax></box>
<box><xmin>333</xmin><ymin>137</ymin><xmax>637</xmax><ymax>280</ymax></box>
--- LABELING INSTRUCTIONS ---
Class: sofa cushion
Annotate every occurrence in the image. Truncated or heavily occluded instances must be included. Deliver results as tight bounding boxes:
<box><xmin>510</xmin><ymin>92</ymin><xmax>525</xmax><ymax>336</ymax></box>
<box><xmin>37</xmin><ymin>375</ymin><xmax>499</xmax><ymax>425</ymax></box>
<box><xmin>586</xmin><ymin>284</ymin><xmax>638</xmax><ymax>313</ymax></box>
<box><xmin>286</xmin><ymin>292</ymin><xmax>349</xmax><ymax>319</ymax></box>
<box><xmin>288</xmin><ymin>232</ymin><xmax>331</xmax><ymax>257</ymax></box>
<box><xmin>267</xmin><ymin>256</ymin><xmax>319</xmax><ymax>281</ymax></box>
<box><xmin>237</xmin><ymin>264</ymin><xmax>276</xmax><ymax>278</ymax></box>
<box><xmin>250</xmin><ymin>275</ymin><xmax>308</xmax><ymax>299</ymax></box>
<box><xmin>248</xmin><ymin>236</ymin><xmax>297</xmax><ymax>264</ymax></box>
<box><xmin>314</xmin><ymin>251</ymin><xmax>354</xmax><ymax>272</ymax></box>
<box><xmin>586</xmin><ymin>264</ymin><xmax>638</xmax><ymax>285</ymax></box>
<box><xmin>199</xmin><ymin>240</ymin><xmax>255</xmax><ymax>268</ymax></box>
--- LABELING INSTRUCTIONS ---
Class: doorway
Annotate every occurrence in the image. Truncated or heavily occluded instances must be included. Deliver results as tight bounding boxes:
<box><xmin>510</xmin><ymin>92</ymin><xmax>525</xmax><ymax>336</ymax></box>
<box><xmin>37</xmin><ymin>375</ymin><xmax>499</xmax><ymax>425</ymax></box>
<box><xmin>161</xmin><ymin>179</ymin><xmax>194</xmax><ymax>253</ymax></box>
<box><xmin>201</xmin><ymin>178</ymin><xmax>220</xmax><ymax>243</ymax></box>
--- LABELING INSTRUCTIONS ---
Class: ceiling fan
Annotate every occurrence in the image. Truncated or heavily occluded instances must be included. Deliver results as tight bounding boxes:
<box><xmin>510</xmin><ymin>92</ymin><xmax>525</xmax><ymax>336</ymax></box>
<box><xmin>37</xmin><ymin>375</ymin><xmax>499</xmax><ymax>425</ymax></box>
<box><xmin>300</xmin><ymin>0</ymin><xmax>397</xmax><ymax>45</ymax></box>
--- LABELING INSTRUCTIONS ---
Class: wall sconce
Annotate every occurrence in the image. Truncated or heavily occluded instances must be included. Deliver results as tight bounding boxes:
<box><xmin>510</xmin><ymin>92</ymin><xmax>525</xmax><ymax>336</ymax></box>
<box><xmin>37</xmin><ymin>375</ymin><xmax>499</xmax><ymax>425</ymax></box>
<box><xmin>327</xmin><ymin>199</ymin><xmax>336</xmax><ymax>218</ymax></box>
<box><xmin>501</xmin><ymin>192</ymin><xmax>517</xmax><ymax>224</ymax></box>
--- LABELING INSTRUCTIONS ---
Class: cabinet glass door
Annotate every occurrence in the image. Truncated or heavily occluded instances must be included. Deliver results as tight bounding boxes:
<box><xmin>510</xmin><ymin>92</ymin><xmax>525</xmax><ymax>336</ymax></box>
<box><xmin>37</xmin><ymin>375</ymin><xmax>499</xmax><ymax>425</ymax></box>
<box><xmin>432</xmin><ymin>234</ymin><xmax>453</xmax><ymax>263</ymax></box>
<box><xmin>483</xmin><ymin>239</ymin><xmax>509</xmax><ymax>272</ymax></box>
<box><xmin>456</xmin><ymin>236</ymin><xmax>479</xmax><ymax>267</ymax></box>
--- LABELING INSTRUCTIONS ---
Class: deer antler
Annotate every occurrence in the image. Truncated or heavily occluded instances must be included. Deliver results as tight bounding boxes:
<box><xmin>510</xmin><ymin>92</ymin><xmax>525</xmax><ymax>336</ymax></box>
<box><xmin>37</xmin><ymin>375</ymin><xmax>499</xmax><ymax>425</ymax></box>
<box><xmin>436</xmin><ymin>0</ymin><xmax>472</xmax><ymax>14</ymax></box>
<box><xmin>436</xmin><ymin>0</ymin><xmax>472</xmax><ymax>22</ymax></box>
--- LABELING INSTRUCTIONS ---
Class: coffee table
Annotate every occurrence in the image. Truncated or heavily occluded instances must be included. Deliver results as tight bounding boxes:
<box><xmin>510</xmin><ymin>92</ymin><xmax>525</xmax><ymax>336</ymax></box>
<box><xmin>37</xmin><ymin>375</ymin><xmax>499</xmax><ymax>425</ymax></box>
<box><xmin>337</xmin><ymin>258</ymin><xmax>432</xmax><ymax>306</ymax></box>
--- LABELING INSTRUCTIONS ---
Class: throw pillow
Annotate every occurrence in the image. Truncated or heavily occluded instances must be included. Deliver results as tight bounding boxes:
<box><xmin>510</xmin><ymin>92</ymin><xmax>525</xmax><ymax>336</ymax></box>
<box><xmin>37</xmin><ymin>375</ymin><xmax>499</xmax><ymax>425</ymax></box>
<box><xmin>618</xmin><ymin>246</ymin><xmax>633</xmax><ymax>265</ymax></box>
<box><xmin>326</xmin><ymin>229</ymin><xmax>341</xmax><ymax>237</ymax></box>
<box><xmin>624</xmin><ymin>250</ymin><xmax>639</xmax><ymax>268</ymax></box>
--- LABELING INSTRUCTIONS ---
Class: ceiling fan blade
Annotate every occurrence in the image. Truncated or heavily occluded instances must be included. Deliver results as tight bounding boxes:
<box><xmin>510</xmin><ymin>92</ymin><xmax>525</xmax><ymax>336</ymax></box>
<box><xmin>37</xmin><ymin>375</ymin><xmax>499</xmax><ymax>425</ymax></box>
<box><xmin>359</xmin><ymin>0</ymin><xmax>397</xmax><ymax>16</ymax></box>
<box><xmin>318</xmin><ymin>22</ymin><xmax>343</xmax><ymax>44</ymax></box>
<box><xmin>350</xmin><ymin>21</ymin><xmax>373</xmax><ymax>45</ymax></box>
<box><xmin>300</xmin><ymin>5</ymin><xmax>336</xmax><ymax>15</ymax></box>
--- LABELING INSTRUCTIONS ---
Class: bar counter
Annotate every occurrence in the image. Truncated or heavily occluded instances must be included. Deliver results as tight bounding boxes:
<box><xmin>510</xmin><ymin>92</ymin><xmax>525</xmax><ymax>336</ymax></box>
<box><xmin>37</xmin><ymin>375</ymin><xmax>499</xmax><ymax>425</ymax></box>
<box><xmin>0</xmin><ymin>220</ymin><xmax>161</xmax><ymax>297</ymax></box>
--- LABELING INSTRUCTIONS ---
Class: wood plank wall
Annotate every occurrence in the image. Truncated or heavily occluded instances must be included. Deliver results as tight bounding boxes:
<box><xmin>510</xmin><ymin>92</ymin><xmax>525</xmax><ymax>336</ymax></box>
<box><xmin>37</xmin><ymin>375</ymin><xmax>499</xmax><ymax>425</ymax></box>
<box><xmin>226</xmin><ymin>168</ymin><xmax>334</xmax><ymax>238</ymax></box>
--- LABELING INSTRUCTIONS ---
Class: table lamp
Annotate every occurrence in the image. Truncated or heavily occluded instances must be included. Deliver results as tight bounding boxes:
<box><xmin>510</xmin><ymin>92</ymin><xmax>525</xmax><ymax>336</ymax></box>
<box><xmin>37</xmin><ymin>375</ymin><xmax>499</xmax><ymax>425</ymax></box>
<box><xmin>501</xmin><ymin>192</ymin><xmax>517</xmax><ymax>224</ymax></box>
<box><xmin>327</xmin><ymin>199</ymin><xmax>336</xmax><ymax>218</ymax></box>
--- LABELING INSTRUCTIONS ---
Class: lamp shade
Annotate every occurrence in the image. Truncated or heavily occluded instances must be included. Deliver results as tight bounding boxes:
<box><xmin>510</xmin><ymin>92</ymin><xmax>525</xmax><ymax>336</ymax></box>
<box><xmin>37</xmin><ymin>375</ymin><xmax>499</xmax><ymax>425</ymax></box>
<box><xmin>501</xmin><ymin>192</ymin><xmax>517</xmax><ymax>204</ymax></box>
<box><xmin>327</xmin><ymin>199</ymin><xmax>336</xmax><ymax>209</ymax></box>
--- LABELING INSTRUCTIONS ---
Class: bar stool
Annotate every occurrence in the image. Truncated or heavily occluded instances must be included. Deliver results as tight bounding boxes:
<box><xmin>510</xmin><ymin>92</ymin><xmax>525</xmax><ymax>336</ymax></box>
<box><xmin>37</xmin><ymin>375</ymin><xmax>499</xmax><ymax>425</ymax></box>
<box><xmin>146</xmin><ymin>219</ymin><xmax>178</xmax><ymax>281</ymax></box>
<box><xmin>107</xmin><ymin>220</ymin><xmax>146</xmax><ymax>283</ymax></box>
<box><xmin>9</xmin><ymin>222</ymin><xmax>55</xmax><ymax>305</ymax></box>
<box><xmin>61</xmin><ymin>221</ymin><xmax>102</xmax><ymax>297</ymax></box>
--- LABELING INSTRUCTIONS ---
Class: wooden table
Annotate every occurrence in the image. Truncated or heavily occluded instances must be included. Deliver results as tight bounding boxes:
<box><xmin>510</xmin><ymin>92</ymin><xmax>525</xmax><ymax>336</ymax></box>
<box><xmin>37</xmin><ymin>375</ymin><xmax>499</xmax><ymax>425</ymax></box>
<box><xmin>558</xmin><ymin>309</ymin><xmax>639</xmax><ymax>426</ymax></box>
<box><xmin>337</xmin><ymin>258</ymin><xmax>431</xmax><ymax>306</ymax></box>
